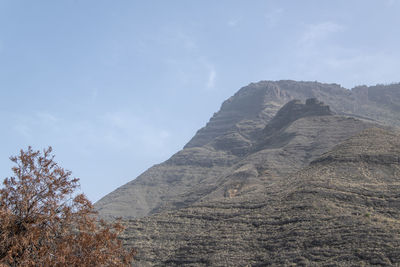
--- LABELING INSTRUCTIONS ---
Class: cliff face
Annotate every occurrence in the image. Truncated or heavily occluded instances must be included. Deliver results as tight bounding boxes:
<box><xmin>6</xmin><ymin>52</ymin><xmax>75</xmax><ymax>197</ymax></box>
<box><xmin>123</xmin><ymin>128</ymin><xmax>400</xmax><ymax>266</ymax></box>
<box><xmin>95</xmin><ymin>81</ymin><xmax>400</xmax><ymax>219</ymax></box>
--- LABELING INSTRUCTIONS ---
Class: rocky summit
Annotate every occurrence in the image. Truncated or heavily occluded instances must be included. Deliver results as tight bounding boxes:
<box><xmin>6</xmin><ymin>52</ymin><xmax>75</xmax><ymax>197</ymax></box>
<box><xmin>94</xmin><ymin>80</ymin><xmax>400</xmax><ymax>266</ymax></box>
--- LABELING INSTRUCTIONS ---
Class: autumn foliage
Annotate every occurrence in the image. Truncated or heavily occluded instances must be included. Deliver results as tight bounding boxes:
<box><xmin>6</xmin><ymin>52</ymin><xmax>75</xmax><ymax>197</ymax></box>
<box><xmin>0</xmin><ymin>147</ymin><xmax>134</xmax><ymax>266</ymax></box>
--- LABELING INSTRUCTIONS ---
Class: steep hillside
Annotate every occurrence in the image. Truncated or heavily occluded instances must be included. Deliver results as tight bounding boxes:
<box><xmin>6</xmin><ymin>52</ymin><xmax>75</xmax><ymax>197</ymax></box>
<box><xmin>95</xmin><ymin>81</ymin><xmax>400</xmax><ymax>219</ymax></box>
<box><xmin>123</xmin><ymin>128</ymin><xmax>400</xmax><ymax>266</ymax></box>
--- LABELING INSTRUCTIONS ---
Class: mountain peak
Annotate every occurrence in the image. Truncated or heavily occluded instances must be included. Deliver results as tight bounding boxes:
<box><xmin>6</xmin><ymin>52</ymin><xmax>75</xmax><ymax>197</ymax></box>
<box><xmin>184</xmin><ymin>81</ymin><xmax>348</xmax><ymax>149</ymax></box>
<box><xmin>96</xmin><ymin>80</ymin><xmax>400</xmax><ymax>220</ymax></box>
<box><xmin>95</xmin><ymin>80</ymin><xmax>400</xmax><ymax>266</ymax></box>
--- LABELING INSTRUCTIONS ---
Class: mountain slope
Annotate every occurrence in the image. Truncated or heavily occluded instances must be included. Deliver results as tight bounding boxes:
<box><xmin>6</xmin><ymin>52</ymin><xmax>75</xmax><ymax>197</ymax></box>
<box><xmin>122</xmin><ymin>128</ymin><xmax>400</xmax><ymax>266</ymax></box>
<box><xmin>95</xmin><ymin>81</ymin><xmax>400</xmax><ymax>219</ymax></box>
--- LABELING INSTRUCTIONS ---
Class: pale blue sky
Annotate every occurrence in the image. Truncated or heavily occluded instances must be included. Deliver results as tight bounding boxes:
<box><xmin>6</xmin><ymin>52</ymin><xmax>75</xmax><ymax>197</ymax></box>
<box><xmin>1</xmin><ymin>0</ymin><xmax>399</xmax><ymax>201</ymax></box>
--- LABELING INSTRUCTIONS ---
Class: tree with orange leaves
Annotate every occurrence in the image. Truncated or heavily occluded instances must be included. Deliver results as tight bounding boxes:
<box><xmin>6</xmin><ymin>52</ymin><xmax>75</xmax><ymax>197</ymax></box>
<box><xmin>0</xmin><ymin>147</ymin><xmax>134</xmax><ymax>266</ymax></box>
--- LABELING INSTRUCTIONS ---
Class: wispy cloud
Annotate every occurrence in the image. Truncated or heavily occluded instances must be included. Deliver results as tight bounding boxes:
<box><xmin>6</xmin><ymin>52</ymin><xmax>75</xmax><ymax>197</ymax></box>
<box><xmin>13</xmin><ymin>111</ymin><xmax>59</xmax><ymax>139</ymax></box>
<box><xmin>287</xmin><ymin>36</ymin><xmax>400</xmax><ymax>88</ymax></box>
<box><xmin>299</xmin><ymin>22</ymin><xmax>344</xmax><ymax>47</ymax></box>
<box><xmin>103</xmin><ymin>111</ymin><xmax>128</xmax><ymax>129</ymax></box>
<box><xmin>158</xmin><ymin>28</ymin><xmax>198</xmax><ymax>51</ymax></box>
<box><xmin>14</xmin><ymin>123</ymin><xmax>32</xmax><ymax>139</ymax></box>
<box><xmin>100</xmin><ymin>111</ymin><xmax>173</xmax><ymax>155</ymax></box>
<box><xmin>385</xmin><ymin>0</ymin><xmax>397</xmax><ymax>6</ymax></box>
<box><xmin>289</xmin><ymin>20</ymin><xmax>400</xmax><ymax>87</ymax></box>
<box><xmin>36</xmin><ymin>111</ymin><xmax>58</xmax><ymax>124</ymax></box>
<box><xmin>90</xmin><ymin>88</ymin><xmax>98</xmax><ymax>103</ymax></box>
<box><xmin>265</xmin><ymin>8</ymin><xmax>283</xmax><ymax>28</ymax></box>
<box><xmin>199</xmin><ymin>58</ymin><xmax>217</xmax><ymax>90</ymax></box>
<box><xmin>227</xmin><ymin>18</ymin><xmax>240</xmax><ymax>27</ymax></box>
<box><xmin>178</xmin><ymin>32</ymin><xmax>198</xmax><ymax>51</ymax></box>
<box><xmin>206</xmin><ymin>67</ymin><xmax>217</xmax><ymax>89</ymax></box>
<box><xmin>324</xmin><ymin>51</ymin><xmax>400</xmax><ymax>86</ymax></box>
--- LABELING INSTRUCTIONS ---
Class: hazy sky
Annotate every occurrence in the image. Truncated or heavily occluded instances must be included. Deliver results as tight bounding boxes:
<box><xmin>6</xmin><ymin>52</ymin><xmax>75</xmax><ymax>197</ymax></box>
<box><xmin>1</xmin><ymin>0</ymin><xmax>399</xmax><ymax>201</ymax></box>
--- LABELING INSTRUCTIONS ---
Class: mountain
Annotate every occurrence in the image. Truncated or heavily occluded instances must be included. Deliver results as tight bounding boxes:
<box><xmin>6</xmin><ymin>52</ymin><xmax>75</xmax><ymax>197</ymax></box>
<box><xmin>122</xmin><ymin>127</ymin><xmax>400</xmax><ymax>266</ymax></box>
<box><xmin>95</xmin><ymin>81</ymin><xmax>400</xmax><ymax>219</ymax></box>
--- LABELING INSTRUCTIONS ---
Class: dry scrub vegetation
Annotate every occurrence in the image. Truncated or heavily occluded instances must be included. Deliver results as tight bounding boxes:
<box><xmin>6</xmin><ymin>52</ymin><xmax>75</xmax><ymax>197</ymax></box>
<box><xmin>0</xmin><ymin>147</ymin><xmax>134</xmax><ymax>266</ymax></box>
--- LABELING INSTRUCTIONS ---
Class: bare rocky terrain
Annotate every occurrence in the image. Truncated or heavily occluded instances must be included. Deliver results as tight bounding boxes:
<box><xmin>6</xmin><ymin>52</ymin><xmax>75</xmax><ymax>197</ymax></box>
<box><xmin>123</xmin><ymin>128</ymin><xmax>400</xmax><ymax>266</ymax></box>
<box><xmin>93</xmin><ymin>80</ymin><xmax>400</xmax><ymax>266</ymax></box>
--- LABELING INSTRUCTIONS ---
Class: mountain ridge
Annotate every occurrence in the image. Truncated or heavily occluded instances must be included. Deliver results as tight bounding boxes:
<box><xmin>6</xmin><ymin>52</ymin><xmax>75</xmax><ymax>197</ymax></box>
<box><xmin>92</xmin><ymin>80</ymin><xmax>400</xmax><ymax>265</ymax></box>
<box><xmin>95</xmin><ymin>80</ymin><xmax>400</xmax><ymax>220</ymax></box>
